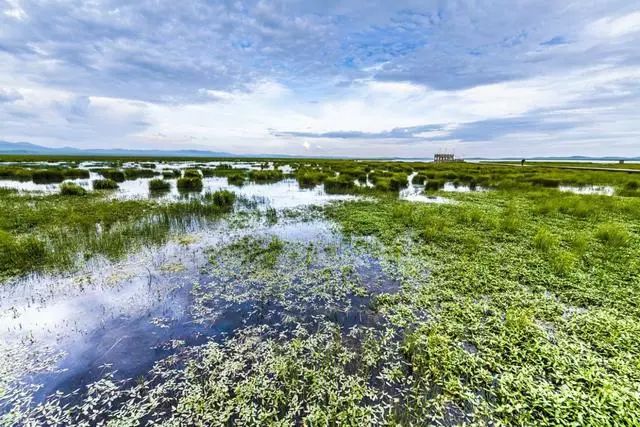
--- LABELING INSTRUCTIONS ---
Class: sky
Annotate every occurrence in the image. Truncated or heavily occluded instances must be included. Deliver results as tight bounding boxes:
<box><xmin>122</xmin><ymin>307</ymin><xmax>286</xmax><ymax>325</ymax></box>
<box><xmin>1</xmin><ymin>1</ymin><xmax>639</xmax><ymax>158</ymax></box>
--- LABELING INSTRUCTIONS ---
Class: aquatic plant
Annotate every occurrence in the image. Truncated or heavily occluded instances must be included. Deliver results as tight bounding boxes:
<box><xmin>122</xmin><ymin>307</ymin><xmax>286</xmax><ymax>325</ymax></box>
<box><xmin>162</xmin><ymin>170</ymin><xmax>175</xmax><ymax>179</ymax></box>
<box><xmin>324</xmin><ymin>175</ymin><xmax>355</xmax><ymax>193</ymax></box>
<box><xmin>204</xmin><ymin>190</ymin><xmax>235</xmax><ymax>210</ymax></box>
<box><xmin>227</xmin><ymin>174</ymin><xmax>245</xmax><ymax>186</ymax></box>
<box><xmin>177</xmin><ymin>177</ymin><xmax>203</xmax><ymax>192</ymax></box>
<box><xmin>124</xmin><ymin>168</ymin><xmax>158</xmax><ymax>180</ymax></box>
<box><xmin>412</xmin><ymin>173</ymin><xmax>428</xmax><ymax>185</ymax></box>
<box><xmin>149</xmin><ymin>178</ymin><xmax>171</xmax><ymax>191</ymax></box>
<box><xmin>295</xmin><ymin>169</ymin><xmax>327</xmax><ymax>188</ymax></box>
<box><xmin>98</xmin><ymin>169</ymin><xmax>126</xmax><ymax>182</ymax></box>
<box><xmin>183</xmin><ymin>169</ymin><xmax>202</xmax><ymax>178</ymax></box>
<box><xmin>92</xmin><ymin>179</ymin><xmax>119</xmax><ymax>190</ymax></box>
<box><xmin>32</xmin><ymin>169</ymin><xmax>65</xmax><ymax>183</ymax></box>
<box><xmin>423</xmin><ymin>178</ymin><xmax>445</xmax><ymax>191</ymax></box>
<box><xmin>59</xmin><ymin>182</ymin><xmax>87</xmax><ymax>196</ymax></box>
<box><xmin>249</xmin><ymin>169</ymin><xmax>284</xmax><ymax>183</ymax></box>
<box><xmin>595</xmin><ymin>222</ymin><xmax>630</xmax><ymax>248</ymax></box>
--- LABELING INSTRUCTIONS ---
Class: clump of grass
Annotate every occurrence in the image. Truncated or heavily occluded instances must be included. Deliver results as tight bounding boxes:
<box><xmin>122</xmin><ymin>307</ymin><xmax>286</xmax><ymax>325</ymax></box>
<box><xmin>412</xmin><ymin>173</ymin><xmax>427</xmax><ymax>185</ymax></box>
<box><xmin>177</xmin><ymin>177</ymin><xmax>203</xmax><ymax>192</ymax></box>
<box><xmin>570</xmin><ymin>232</ymin><xmax>590</xmax><ymax>256</ymax></box>
<box><xmin>92</xmin><ymin>179</ymin><xmax>119</xmax><ymax>190</ymax></box>
<box><xmin>183</xmin><ymin>169</ymin><xmax>202</xmax><ymax>178</ymax></box>
<box><xmin>149</xmin><ymin>179</ymin><xmax>171</xmax><ymax>192</ymax></box>
<box><xmin>324</xmin><ymin>175</ymin><xmax>355</xmax><ymax>193</ymax></box>
<box><xmin>59</xmin><ymin>182</ymin><xmax>87</xmax><ymax>196</ymax></box>
<box><xmin>249</xmin><ymin>169</ymin><xmax>284</xmax><ymax>183</ymax></box>
<box><xmin>227</xmin><ymin>174</ymin><xmax>245</xmax><ymax>186</ymax></box>
<box><xmin>296</xmin><ymin>170</ymin><xmax>327</xmax><ymax>188</ymax></box>
<box><xmin>98</xmin><ymin>169</ymin><xmax>126</xmax><ymax>182</ymax></box>
<box><xmin>124</xmin><ymin>168</ymin><xmax>158</xmax><ymax>180</ymax></box>
<box><xmin>549</xmin><ymin>250</ymin><xmax>576</xmax><ymax>276</ymax></box>
<box><xmin>424</xmin><ymin>179</ymin><xmax>445</xmax><ymax>191</ymax></box>
<box><xmin>162</xmin><ymin>169</ymin><xmax>181</xmax><ymax>179</ymax></box>
<box><xmin>530</xmin><ymin>177</ymin><xmax>561</xmax><ymax>187</ymax></box>
<box><xmin>204</xmin><ymin>190</ymin><xmax>236</xmax><ymax>210</ymax></box>
<box><xmin>32</xmin><ymin>169</ymin><xmax>65</xmax><ymax>184</ymax></box>
<box><xmin>140</xmin><ymin>162</ymin><xmax>156</xmax><ymax>169</ymax></box>
<box><xmin>500</xmin><ymin>204</ymin><xmax>522</xmax><ymax>234</ymax></box>
<box><xmin>0</xmin><ymin>166</ymin><xmax>32</xmax><ymax>181</ymax></box>
<box><xmin>533</xmin><ymin>227</ymin><xmax>557</xmax><ymax>253</ymax></box>
<box><xmin>595</xmin><ymin>223</ymin><xmax>630</xmax><ymax>248</ymax></box>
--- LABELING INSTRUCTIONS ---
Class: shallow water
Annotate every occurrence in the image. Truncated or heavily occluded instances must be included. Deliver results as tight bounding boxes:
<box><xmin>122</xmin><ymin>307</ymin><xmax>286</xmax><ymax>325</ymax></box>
<box><xmin>0</xmin><ymin>204</ymin><xmax>397</xmax><ymax>416</ymax></box>
<box><xmin>399</xmin><ymin>173</ymin><xmax>452</xmax><ymax>203</ymax></box>
<box><xmin>0</xmin><ymin>162</ymin><xmax>356</xmax><ymax>208</ymax></box>
<box><xmin>558</xmin><ymin>185</ymin><xmax>614</xmax><ymax>196</ymax></box>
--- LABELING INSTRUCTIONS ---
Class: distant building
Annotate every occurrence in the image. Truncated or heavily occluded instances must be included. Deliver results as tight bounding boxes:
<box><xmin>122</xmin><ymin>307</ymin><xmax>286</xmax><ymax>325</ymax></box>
<box><xmin>434</xmin><ymin>153</ymin><xmax>460</xmax><ymax>163</ymax></box>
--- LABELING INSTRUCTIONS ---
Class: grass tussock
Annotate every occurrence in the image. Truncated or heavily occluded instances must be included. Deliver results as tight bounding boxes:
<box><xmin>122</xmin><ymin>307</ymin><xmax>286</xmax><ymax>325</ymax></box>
<box><xmin>149</xmin><ymin>178</ymin><xmax>171</xmax><ymax>192</ymax></box>
<box><xmin>59</xmin><ymin>182</ymin><xmax>87</xmax><ymax>196</ymax></box>
<box><xmin>92</xmin><ymin>179</ymin><xmax>119</xmax><ymax>190</ymax></box>
<box><xmin>177</xmin><ymin>177</ymin><xmax>203</xmax><ymax>192</ymax></box>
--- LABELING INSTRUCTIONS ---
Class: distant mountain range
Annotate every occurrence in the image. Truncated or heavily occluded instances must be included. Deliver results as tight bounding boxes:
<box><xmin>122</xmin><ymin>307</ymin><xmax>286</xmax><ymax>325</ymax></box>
<box><xmin>0</xmin><ymin>140</ymin><xmax>638</xmax><ymax>160</ymax></box>
<box><xmin>0</xmin><ymin>140</ymin><xmax>244</xmax><ymax>157</ymax></box>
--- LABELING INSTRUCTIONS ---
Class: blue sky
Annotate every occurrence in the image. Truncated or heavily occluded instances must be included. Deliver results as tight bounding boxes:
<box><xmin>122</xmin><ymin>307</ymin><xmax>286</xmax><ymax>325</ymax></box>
<box><xmin>1</xmin><ymin>1</ymin><xmax>639</xmax><ymax>157</ymax></box>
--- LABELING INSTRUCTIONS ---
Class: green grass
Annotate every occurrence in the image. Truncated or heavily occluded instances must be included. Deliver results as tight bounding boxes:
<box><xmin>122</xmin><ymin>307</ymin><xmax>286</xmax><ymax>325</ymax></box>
<box><xmin>3</xmin><ymin>158</ymin><xmax>640</xmax><ymax>424</ymax></box>
<box><xmin>0</xmin><ymin>189</ymin><xmax>236</xmax><ymax>279</ymax></box>
<box><xmin>123</xmin><ymin>168</ymin><xmax>158</xmax><ymax>180</ymax></box>
<box><xmin>204</xmin><ymin>189</ymin><xmax>235</xmax><ymax>209</ymax></box>
<box><xmin>97</xmin><ymin>169</ymin><xmax>126</xmax><ymax>182</ymax></box>
<box><xmin>148</xmin><ymin>178</ymin><xmax>171</xmax><ymax>192</ymax></box>
<box><xmin>249</xmin><ymin>169</ymin><xmax>284</xmax><ymax>183</ymax></box>
<box><xmin>92</xmin><ymin>179</ymin><xmax>119</xmax><ymax>190</ymax></box>
<box><xmin>59</xmin><ymin>182</ymin><xmax>87</xmax><ymax>196</ymax></box>
<box><xmin>183</xmin><ymin>168</ymin><xmax>202</xmax><ymax>178</ymax></box>
<box><xmin>324</xmin><ymin>175</ymin><xmax>355</xmax><ymax>193</ymax></box>
<box><xmin>177</xmin><ymin>177</ymin><xmax>203</xmax><ymax>192</ymax></box>
<box><xmin>325</xmin><ymin>187</ymin><xmax>640</xmax><ymax>424</ymax></box>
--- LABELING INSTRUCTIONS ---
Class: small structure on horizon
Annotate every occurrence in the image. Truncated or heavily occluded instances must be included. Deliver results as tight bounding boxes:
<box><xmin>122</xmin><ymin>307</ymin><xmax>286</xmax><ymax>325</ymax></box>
<box><xmin>433</xmin><ymin>153</ymin><xmax>462</xmax><ymax>163</ymax></box>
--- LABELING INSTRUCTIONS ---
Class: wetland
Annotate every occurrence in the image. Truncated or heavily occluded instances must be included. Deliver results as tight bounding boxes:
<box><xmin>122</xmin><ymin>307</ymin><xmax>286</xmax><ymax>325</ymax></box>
<box><xmin>0</xmin><ymin>157</ymin><xmax>639</xmax><ymax>425</ymax></box>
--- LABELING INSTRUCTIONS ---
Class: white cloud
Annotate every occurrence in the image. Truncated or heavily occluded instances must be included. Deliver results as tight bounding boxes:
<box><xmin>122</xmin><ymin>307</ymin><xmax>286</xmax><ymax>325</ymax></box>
<box><xmin>588</xmin><ymin>11</ymin><xmax>640</xmax><ymax>38</ymax></box>
<box><xmin>3</xmin><ymin>0</ymin><xmax>26</xmax><ymax>20</ymax></box>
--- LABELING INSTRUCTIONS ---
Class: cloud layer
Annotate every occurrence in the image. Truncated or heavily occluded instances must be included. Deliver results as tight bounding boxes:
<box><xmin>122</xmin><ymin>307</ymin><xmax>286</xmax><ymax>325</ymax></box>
<box><xmin>1</xmin><ymin>0</ymin><xmax>639</xmax><ymax>157</ymax></box>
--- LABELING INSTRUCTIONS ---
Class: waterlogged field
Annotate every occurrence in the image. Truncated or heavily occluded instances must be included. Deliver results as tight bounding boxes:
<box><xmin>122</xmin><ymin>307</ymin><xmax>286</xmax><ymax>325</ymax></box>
<box><xmin>0</xmin><ymin>157</ymin><xmax>639</xmax><ymax>425</ymax></box>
